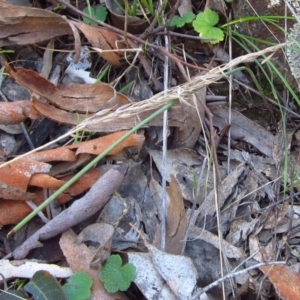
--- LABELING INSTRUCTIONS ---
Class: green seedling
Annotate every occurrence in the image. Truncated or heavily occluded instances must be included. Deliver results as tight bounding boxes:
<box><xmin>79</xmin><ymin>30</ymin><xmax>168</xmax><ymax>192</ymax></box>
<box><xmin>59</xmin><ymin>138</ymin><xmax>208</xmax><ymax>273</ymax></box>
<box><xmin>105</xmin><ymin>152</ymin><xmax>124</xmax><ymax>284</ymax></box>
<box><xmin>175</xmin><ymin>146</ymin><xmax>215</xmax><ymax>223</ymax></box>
<box><xmin>63</xmin><ymin>272</ymin><xmax>93</xmax><ymax>300</ymax></box>
<box><xmin>83</xmin><ymin>0</ymin><xmax>107</xmax><ymax>26</ymax></box>
<box><xmin>118</xmin><ymin>80</ymin><xmax>135</xmax><ymax>93</ymax></box>
<box><xmin>95</xmin><ymin>64</ymin><xmax>110</xmax><ymax>83</ymax></box>
<box><xmin>114</xmin><ymin>0</ymin><xmax>154</xmax><ymax>17</ymax></box>
<box><xmin>192</xmin><ymin>9</ymin><xmax>224</xmax><ymax>44</ymax></box>
<box><xmin>139</xmin><ymin>0</ymin><xmax>154</xmax><ymax>15</ymax></box>
<box><xmin>20</xmin><ymin>270</ymin><xmax>93</xmax><ymax>300</ymax></box>
<box><xmin>99</xmin><ymin>254</ymin><xmax>136</xmax><ymax>293</ymax></box>
<box><xmin>170</xmin><ymin>12</ymin><xmax>195</xmax><ymax>28</ymax></box>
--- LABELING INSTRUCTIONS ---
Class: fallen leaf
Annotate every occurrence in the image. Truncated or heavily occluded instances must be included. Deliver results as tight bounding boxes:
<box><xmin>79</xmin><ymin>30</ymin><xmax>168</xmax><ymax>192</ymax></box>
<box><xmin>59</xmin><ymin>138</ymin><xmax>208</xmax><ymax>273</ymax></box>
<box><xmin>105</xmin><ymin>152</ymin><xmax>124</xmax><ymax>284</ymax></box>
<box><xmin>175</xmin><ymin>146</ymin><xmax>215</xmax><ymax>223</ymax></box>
<box><xmin>72</xmin><ymin>21</ymin><xmax>124</xmax><ymax>66</ymax></box>
<box><xmin>0</xmin><ymin>1</ymin><xmax>72</xmax><ymax>46</ymax></box>
<box><xmin>67</xmin><ymin>131</ymin><xmax>145</xmax><ymax>156</ymax></box>
<box><xmin>0</xmin><ymin>169</ymin><xmax>102</xmax><ymax>226</ymax></box>
<box><xmin>32</xmin><ymin>96</ymin><xmax>90</xmax><ymax>125</ymax></box>
<box><xmin>0</xmin><ymin>259</ymin><xmax>72</xmax><ymax>283</ymax></box>
<box><xmin>152</xmin><ymin>175</ymin><xmax>188</xmax><ymax>255</ymax></box>
<box><xmin>211</xmin><ymin>105</ymin><xmax>274</xmax><ymax>157</ymax></box>
<box><xmin>28</xmin><ymin>174</ymin><xmax>65</xmax><ymax>189</ymax></box>
<box><xmin>76</xmin><ymin>223</ymin><xmax>114</xmax><ymax>268</ymax></box>
<box><xmin>26</xmin><ymin>147</ymin><xmax>76</xmax><ymax>163</ymax></box>
<box><xmin>0</xmin><ymin>160</ymin><xmax>51</xmax><ymax>190</ymax></box>
<box><xmin>0</xmin><ymin>181</ymin><xmax>35</xmax><ymax>200</ymax></box>
<box><xmin>6</xmin><ymin>65</ymin><xmax>121</xmax><ymax>113</ymax></box>
<box><xmin>128</xmin><ymin>252</ymin><xmax>177</xmax><ymax>300</ymax></box>
<box><xmin>260</xmin><ymin>265</ymin><xmax>300</xmax><ymax>300</ymax></box>
<box><xmin>166</xmin><ymin>175</ymin><xmax>187</xmax><ymax>237</ymax></box>
<box><xmin>172</xmin><ymin>87</ymin><xmax>206</xmax><ymax>148</ymax></box>
<box><xmin>0</xmin><ymin>200</ymin><xmax>33</xmax><ymax>227</ymax></box>
<box><xmin>147</xmin><ymin>243</ymin><xmax>198</xmax><ymax>299</ymax></box>
<box><xmin>0</xmin><ymin>101</ymin><xmax>40</xmax><ymax>125</ymax></box>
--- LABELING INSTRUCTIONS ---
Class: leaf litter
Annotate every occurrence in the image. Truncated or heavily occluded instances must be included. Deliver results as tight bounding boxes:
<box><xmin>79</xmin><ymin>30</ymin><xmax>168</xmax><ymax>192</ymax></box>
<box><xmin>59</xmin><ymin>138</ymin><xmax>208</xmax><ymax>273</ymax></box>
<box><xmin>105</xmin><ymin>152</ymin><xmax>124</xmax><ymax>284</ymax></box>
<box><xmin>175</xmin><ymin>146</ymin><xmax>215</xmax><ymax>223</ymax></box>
<box><xmin>0</xmin><ymin>0</ymin><xmax>300</xmax><ymax>299</ymax></box>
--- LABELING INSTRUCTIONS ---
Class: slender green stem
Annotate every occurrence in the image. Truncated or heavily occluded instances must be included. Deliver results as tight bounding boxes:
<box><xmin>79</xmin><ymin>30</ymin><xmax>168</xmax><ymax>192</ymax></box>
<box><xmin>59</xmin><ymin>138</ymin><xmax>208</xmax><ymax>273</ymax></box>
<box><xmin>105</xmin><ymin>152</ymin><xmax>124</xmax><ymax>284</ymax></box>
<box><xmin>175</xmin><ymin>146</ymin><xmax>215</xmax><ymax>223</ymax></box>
<box><xmin>220</xmin><ymin>15</ymin><xmax>295</xmax><ymax>29</ymax></box>
<box><xmin>86</xmin><ymin>0</ymin><xmax>92</xmax><ymax>16</ymax></box>
<box><xmin>9</xmin><ymin>99</ymin><xmax>178</xmax><ymax>235</ymax></box>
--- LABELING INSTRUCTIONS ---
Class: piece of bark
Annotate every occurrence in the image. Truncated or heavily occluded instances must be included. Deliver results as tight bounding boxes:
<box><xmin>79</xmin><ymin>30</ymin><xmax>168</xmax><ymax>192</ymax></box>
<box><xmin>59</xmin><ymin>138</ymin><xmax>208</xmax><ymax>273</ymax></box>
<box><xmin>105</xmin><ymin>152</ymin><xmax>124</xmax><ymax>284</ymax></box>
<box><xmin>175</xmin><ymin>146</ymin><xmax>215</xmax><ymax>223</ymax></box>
<box><xmin>12</xmin><ymin>166</ymin><xmax>127</xmax><ymax>259</ymax></box>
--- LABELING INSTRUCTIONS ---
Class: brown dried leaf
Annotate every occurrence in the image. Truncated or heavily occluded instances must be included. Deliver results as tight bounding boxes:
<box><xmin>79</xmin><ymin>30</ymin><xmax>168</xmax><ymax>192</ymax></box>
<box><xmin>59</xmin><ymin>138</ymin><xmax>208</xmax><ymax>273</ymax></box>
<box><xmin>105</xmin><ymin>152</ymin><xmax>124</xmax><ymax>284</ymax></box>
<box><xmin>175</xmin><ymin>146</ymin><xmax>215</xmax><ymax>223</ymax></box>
<box><xmin>26</xmin><ymin>147</ymin><xmax>76</xmax><ymax>163</ymax></box>
<box><xmin>49</xmin><ymin>154</ymin><xmax>91</xmax><ymax>177</ymax></box>
<box><xmin>29</xmin><ymin>174</ymin><xmax>65</xmax><ymax>189</ymax></box>
<box><xmin>0</xmin><ymin>101</ymin><xmax>40</xmax><ymax>125</ymax></box>
<box><xmin>32</xmin><ymin>96</ymin><xmax>89</xmax><ymax>125</ymax></box>
<box><xmin>67</xmin><ymin>131</ymin><xmax>145</xmax><ymax>156</ymax></box>
<box><xmin>263</xmin><ymin>201</ymin><xmax>290</xmax><ymax>229</ymax></box>
<box><xmin>166</xmin><ymin>175</ymin><xmax>186</xmax><ymax>237</ymax></box>
<box><xmin>72</xmin><ymin>21</ymin><xmax>124</xmax><ymax>66</ymax></box>
<box><xmin>6</xmin><ymin>66</ymin><xmax>119</xmax><ymax>113</ymax></box>
<box><xmin>260</xmin><ymin>265</ymin><xmax>300</xmax><ymax>300</ymax></box>
<box><xmin>165</xmin><ymin>175</ymin><xmax>188</xmax><ymax>254</ymax></box>
<box><xmin>172</xmin><ymin>87</ymin><xmax>206</xmax><ymax>148</ymax></box>
<box><xmin>0</xmin><ymin>200</ymin><xmax>32</xmax><ymax>227</ymax></box>
<box><xmin>0</xmin><ymin>2</ymin><xmax>72</xmax><ymax>46</ymax></box>
<box><xmin>0</xmin><ymin>168</ymin><xmax>102</xmax><ymax>226</ymax></box>
<box><xmin>0</xmin><ymin>181</ymin><xmax>35</xmax><ymax>200</ymax></box>
<box><xmin>0</xmin><ymin>160</ymin><xmax>51</xmax><ymax>190</ymax></box>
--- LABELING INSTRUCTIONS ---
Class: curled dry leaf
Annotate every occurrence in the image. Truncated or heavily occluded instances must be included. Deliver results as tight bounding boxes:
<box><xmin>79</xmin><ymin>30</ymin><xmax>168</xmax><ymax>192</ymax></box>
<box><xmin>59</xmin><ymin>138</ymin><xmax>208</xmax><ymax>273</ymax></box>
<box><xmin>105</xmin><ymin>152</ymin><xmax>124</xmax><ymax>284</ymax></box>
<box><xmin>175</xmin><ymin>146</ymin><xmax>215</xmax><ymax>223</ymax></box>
<box><xmin>72</xmin><ymin>21</ymin><xmax>124</xmax><ymax>67</ymax></box>
<box><xmin>32</xmin><ymin>93</ymin><xmax>130</xmax><ymax>127</ymax></box>
<box><xmin>5</xmin><ymin>65</ymin><xmax>121</xmax><ymax>113</ymax></box>
<box><xmin>0</xmin><ymin>181</ymin><xmax>35</xmax><ymax>201</ymax></box>
<box><xmin>0</xmin><ymin>160</ymin><xmax>51</xmax><ymax>191</ymax></box>
<box><xmin>0</xmin><ymin>0</ymin><xmax>72</xmax><ymax>46</ymax></box>
<box><xmin>26</xmin><ymin>147</ymin><xmax>76</xmax><ymax>163</ymax></box>
<box><xmin>67</xmin><ymin>131</ymin><xmax>145</xmax><ymax>156</ymax></box>
<box><xmin>32</xmin><ymin>96</ymin><xmax>90</xmax><ymax>125</ymax></box>
<box><xmin>0</xmin><ymin>168</ymin><xmax>102</xmax><ymax>226</ymax></box>
<box><xmin>28</xmin><ymin>174</ymin><xmax>65</xmax><ymax>189</ymax></box>
<box><xmin>0</xmin><ymin>101</ymin><xmax>40</xmax><ymax>125</ymax></box>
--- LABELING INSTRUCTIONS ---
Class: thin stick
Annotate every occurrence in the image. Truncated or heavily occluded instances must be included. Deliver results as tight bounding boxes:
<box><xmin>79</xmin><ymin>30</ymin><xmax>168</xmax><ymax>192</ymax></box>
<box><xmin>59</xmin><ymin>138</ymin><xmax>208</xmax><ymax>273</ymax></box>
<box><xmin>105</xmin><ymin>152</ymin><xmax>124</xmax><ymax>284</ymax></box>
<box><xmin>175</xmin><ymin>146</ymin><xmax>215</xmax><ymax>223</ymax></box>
<box><xmin>192</xmin><ymin>261</ymin><xmax>286</xmax><ymax>298</ymax></box>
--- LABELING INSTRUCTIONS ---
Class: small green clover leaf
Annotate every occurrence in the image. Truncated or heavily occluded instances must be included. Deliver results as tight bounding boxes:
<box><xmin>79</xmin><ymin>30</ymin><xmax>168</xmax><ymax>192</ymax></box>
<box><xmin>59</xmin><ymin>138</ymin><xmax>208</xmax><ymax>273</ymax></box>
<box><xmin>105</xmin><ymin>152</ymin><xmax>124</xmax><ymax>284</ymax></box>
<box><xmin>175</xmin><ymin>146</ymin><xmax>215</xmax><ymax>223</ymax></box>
<box><xmin>170</xmin><ymin>12</ymin><xmax>195</xmax><ymax>28</ymax></box>
<box><xmin>62</xmin><ymin>272</ymin><xmax>93</xmax><ymax>300</ymax></box>
<box><xmin>192</xmin><ymin>9</ymin><xmax>224</xmax><ymax>44</ymax></box>
<box><xmin>83</xmin><ymin>6</ymin><xmax>107</xmax><ymax>26</ymax></box>
<box><xmin>99</xmin><ymin>254</ymin><xmax>136</xmax><ymax>293</ymax></box>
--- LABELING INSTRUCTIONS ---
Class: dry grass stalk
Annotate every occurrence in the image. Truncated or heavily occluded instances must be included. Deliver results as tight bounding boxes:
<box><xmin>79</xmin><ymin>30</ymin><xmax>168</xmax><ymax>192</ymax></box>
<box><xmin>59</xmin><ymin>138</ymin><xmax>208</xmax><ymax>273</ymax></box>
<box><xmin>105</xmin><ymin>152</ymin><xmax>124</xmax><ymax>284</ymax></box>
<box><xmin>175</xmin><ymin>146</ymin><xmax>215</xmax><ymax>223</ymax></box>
<box><xmin>77</xmin><ymin>42</ymin><xmax>287</xmax><ymax>132</ymax></box>
<box><xmin>0</xmin><ymin>42</ymin><xmax>287</xmax><ymax>168</ymax></box>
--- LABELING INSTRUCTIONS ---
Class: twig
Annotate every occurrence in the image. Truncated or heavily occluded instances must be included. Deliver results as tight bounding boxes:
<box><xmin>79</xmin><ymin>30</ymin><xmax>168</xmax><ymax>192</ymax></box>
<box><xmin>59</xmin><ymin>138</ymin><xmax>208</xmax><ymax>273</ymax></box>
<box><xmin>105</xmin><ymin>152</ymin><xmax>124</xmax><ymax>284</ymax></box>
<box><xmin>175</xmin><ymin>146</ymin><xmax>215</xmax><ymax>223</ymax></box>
<box><xmin>192</xmin><ymin>261</ymin><xmax>286</xmax><ymax>299</ymax></box>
